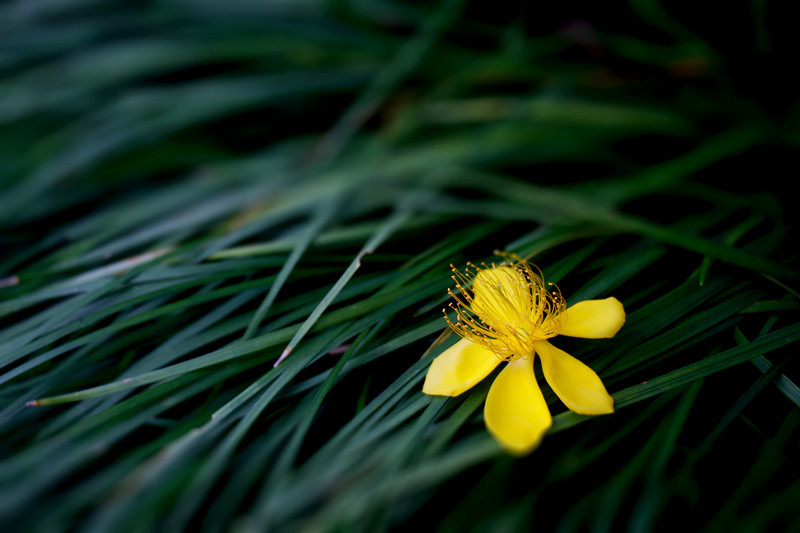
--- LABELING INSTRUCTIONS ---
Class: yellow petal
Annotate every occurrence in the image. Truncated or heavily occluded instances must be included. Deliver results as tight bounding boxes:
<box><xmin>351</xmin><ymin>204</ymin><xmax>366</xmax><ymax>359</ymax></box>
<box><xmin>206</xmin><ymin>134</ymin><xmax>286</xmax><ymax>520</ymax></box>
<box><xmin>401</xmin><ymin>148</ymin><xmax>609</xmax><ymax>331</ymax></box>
<box><xmin>557</xmin><ymin>297</ymin><xmax>625</xmax><ymax>338</ymax></box>
<box><xmin>534</xmin><ymin>340</ymin><xmax>614</xmax><ymax>415</ymax></box>
<box><xmin>471</xmin><ymin>266</ymin><xmax>530</xmax><ymax>326</ymax></box>
<box><xmin>423</xmin><ymin>338</ymin><xmax>501</xmax><ymax>397</ymax></box>
<box><xmin>484</xmin><ymin>356</ymin><xmax>552</xmax><ymax>456</ymax></box>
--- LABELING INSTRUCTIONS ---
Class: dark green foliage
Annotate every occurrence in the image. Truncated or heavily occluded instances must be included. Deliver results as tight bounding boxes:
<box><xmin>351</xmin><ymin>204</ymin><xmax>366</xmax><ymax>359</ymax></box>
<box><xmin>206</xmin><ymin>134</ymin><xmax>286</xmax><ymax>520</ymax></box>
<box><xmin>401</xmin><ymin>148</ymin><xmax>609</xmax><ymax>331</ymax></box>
<box><xmin>1</xmin><ymin>1</ymin><xmax>798</xmax><ymax>531</ymax></box>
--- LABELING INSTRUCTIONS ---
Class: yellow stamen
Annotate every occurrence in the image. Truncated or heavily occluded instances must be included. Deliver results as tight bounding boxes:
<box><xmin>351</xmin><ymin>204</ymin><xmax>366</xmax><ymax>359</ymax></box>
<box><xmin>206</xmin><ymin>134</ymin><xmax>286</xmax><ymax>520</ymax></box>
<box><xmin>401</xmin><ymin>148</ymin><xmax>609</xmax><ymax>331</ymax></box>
<box><xmin>443</xmin><ymin>251</ymin><xmax>566</xmax><ymax>361</ymax></box>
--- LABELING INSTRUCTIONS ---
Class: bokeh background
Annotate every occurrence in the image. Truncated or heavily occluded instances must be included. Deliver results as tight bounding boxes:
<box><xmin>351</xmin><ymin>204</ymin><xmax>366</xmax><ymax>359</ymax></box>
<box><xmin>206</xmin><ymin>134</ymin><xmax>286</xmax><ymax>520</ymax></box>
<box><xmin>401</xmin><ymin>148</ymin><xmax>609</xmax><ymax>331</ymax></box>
<box><xmin>1</xmin><ymin>1</ymin><xmax>798</xmax><ymax>531</ymax></box>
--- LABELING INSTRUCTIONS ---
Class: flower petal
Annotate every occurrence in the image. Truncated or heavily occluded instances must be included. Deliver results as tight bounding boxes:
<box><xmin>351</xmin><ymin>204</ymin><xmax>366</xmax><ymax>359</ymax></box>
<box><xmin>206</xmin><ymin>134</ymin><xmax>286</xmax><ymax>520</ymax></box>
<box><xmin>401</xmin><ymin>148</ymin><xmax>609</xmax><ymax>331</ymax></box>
<box><xmin>534</xmin><ymin>340</ymin><xmax>614</xmax><ymax>415</ymax></box>
<box><xmin>484</xmin><ymin>356</ymin><xmax>552</xmax><ymax>455</ymax></box>
<box><xmin>557</xmin><ymin>297</ymin><xmax>625</xmax><ymax>338</ymax></box>
<box><xmin>423</xmin><ymin>338</ymin><xmax>501</xmax><ymax>397</ymax></box>
<box><xmin>471</xmin><ymin>266</ymin><xmax>530</xmax><ymax>326</ymax></box>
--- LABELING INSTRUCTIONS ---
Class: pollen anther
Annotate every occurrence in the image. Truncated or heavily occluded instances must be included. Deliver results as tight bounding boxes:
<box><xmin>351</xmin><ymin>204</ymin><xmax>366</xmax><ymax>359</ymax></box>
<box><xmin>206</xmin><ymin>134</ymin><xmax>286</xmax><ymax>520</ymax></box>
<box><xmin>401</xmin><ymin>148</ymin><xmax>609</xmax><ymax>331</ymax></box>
<box><xmin>443</xmin><ymin>251</ymin><xmax>566</xmax><ymax>361</ymax></box>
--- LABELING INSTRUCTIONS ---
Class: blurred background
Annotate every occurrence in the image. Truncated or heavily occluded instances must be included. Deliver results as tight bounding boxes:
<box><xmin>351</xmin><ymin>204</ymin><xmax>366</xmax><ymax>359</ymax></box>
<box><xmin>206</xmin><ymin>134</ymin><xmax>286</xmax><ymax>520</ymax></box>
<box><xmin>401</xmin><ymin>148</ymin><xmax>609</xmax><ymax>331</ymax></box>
<box><xmin>1</xmin><ymin>0</ymin><xmax>798</xmax><ymax>531</ymax></box>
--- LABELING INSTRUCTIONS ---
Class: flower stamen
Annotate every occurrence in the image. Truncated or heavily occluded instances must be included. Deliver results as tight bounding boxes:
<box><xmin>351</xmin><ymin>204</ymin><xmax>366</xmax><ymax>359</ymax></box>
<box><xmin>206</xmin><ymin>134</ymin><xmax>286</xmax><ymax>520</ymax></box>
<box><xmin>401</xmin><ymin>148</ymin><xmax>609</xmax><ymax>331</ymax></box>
<box><xmin>443</xmin><ymin>251</ymin><xmax>566</xmax><ymax>361</ymax></box>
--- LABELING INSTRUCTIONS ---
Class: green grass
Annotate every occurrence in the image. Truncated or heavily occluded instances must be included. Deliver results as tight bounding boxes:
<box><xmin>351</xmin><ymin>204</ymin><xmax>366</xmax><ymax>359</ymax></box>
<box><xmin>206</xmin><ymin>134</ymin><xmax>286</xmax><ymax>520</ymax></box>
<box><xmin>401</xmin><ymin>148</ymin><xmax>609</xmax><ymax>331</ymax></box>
<box><xmin>1</xmin><ymin>1</ymin><xmax>798</xmax><ymax>531</ymax></box>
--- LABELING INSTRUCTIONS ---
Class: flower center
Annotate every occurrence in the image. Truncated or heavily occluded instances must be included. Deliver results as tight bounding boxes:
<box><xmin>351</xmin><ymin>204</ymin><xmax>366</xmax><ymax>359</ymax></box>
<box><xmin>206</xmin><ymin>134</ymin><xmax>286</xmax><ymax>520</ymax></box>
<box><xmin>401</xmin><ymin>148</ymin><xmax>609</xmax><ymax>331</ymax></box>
<box><xmin>444</xmin><ymin>251</ymin><xmax>566</xmax><ymax>361</ymax></box>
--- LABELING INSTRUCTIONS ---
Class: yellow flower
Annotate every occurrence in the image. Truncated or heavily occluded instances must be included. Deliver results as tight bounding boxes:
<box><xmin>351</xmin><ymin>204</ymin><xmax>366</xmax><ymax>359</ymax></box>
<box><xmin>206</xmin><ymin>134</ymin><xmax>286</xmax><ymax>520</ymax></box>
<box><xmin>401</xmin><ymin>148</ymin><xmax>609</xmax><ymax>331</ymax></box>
<box><xmin>423</xmin><ymin>252</ymin><xmax>625</xmax><ymax>455</ymax></box>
